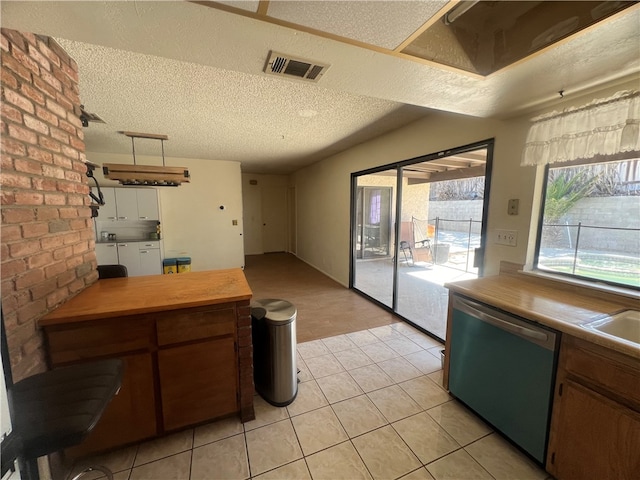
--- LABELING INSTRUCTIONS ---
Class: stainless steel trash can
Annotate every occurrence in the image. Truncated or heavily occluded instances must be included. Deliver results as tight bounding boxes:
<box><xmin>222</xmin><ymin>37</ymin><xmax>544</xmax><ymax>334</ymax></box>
<box><xmin>251</xmin><ymin>299</ymin><xmax>298</xmax><ymax>406</ymax></box>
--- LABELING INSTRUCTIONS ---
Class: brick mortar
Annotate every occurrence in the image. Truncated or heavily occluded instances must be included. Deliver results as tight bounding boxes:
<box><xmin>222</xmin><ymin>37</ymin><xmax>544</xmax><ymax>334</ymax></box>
<box><xmin>1</xmin><ymin>29</ymin><xmax>96</xmax><ymax>382</ymax></box>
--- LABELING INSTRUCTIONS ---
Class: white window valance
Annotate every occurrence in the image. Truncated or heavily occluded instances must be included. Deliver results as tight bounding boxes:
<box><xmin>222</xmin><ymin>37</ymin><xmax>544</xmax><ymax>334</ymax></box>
<box><xmin>521</xmin><ymin>90</ymin><xmax>640</xmax><ymax>166</ymax></box>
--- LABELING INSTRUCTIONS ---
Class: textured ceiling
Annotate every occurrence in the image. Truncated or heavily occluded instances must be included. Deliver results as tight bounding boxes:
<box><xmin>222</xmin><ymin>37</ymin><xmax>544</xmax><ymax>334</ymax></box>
<box><xmin>1</xmin><ymin>1</ymin><xmax>639</xmax><ymax>174</ymax></box>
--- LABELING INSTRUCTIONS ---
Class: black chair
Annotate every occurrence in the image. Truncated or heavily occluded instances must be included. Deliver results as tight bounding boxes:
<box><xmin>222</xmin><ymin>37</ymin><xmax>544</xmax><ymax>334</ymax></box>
<box><xmin>97</xmin><ymin>264</ymin><xmax>128</xmax><ymax>279</ymax></box>
<box><xmin>399</xmin><ymin>241</ymin><xmax>414</xmax><ymax>266</ymax></box>
<box><xmin>1</xmin><ymin>309</ymin><xmax>124</xmax><ymax>480</ymax></box>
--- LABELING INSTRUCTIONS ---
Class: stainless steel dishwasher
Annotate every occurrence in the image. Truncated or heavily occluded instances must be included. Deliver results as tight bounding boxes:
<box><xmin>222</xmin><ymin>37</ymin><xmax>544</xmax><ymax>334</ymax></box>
<box><xmin>448</xmin><ymin>295</ymin><xmax>560</xmax><ymax>464</ymax></box>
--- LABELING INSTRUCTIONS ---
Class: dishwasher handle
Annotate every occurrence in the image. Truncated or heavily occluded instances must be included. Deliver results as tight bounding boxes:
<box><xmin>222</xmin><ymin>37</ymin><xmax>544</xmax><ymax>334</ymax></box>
<box><xmin>453</xmin><ymin>296</ymin><xmax>557</xmax><ymax>349</ymax></box>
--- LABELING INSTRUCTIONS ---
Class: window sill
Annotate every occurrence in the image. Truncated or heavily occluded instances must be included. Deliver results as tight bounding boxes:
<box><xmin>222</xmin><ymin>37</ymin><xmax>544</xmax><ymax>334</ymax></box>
<box><xmin>520</xmin><ymin>268</ymin><xmax>640</xmax><ymax>301</ymax></box>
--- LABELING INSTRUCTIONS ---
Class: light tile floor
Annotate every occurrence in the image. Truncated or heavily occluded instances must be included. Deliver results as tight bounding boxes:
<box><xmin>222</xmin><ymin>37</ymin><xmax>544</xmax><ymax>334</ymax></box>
<box><xmin>69</xmin><ymin>324</ymin><xmax>550</xmax><ymax>480</ymax></box>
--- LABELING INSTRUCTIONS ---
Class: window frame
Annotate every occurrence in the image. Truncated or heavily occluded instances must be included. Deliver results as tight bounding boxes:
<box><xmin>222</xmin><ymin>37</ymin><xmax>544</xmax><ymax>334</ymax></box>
<box><xmin>533</xmin><ymin>156</ymin><xmax>639</xmax><ymax>291</ymax></box>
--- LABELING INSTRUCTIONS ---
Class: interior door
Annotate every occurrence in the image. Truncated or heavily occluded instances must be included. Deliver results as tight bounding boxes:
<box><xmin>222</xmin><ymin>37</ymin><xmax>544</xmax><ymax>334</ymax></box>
<box><xmin>261</xmin><ymin>185</ymin><xmax>288</xmax><ymax>253</ymax></box>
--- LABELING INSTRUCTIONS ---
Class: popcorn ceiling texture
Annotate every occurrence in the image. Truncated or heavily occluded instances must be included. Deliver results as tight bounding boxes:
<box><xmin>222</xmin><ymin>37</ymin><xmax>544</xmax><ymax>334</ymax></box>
<box><xmin>2</xmin><ymin>1</ymin><xmax>638</xmax><ymax>174</ymax></box>
<box><xmin>267</xmin><ymin>0</ymin><xmax>449</xmax><ymax>49</ymax></box>
<box><xmin>1</xmin><ymin>29</ymin><xmax>96</xmax><ymax>381</ymax></box>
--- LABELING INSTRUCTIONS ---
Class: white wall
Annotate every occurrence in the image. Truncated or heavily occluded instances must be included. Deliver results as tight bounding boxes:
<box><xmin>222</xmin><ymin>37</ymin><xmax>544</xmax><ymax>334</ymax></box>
<box><xmin>292</xmin><ymin>79</ymin><xmax>639</xmax><ymax>287</ymax></box>
<box><xmin>292</xmin><ymin>111</ymin><xmax>531</xmax><ymax>285</ymax></box>
<box><xmin>88</xmin><ymin>152</ymin><xmax>245</xmax><ymax>271</ymax></box>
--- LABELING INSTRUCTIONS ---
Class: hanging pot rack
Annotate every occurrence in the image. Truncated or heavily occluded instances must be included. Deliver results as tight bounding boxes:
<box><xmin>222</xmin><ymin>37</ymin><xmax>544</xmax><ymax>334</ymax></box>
<box><xmin>102</xmin><ymin>131</ymin><xmax>190</xmax><ymax>186</ymax></box>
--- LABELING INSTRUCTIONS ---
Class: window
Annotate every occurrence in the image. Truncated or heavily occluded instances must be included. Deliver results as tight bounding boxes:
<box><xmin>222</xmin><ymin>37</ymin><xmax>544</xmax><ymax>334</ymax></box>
<box><xmin>535</xmin><ymin>157</ymin><xmax>640</xmax><ymax>289</ymax></box>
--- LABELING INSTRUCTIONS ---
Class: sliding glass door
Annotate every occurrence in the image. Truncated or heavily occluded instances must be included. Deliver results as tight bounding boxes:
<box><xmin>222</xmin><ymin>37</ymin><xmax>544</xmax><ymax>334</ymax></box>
<box><xmin>350</xmin><ymin>141</ymin><xmax>493</xmax><ymax>340</ymax></box>
<box><xmin>352</xmin><ymin>170</ymin><xmax>397</xmax><ymax>307</ymax></box>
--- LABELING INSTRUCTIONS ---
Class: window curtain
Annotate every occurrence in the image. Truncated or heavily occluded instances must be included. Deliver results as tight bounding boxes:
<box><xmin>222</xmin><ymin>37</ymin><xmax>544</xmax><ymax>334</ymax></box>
<box><xmin>521</xmin><ymin>90</ymin><xmax>640</xmax><ymax>166</ymax></box>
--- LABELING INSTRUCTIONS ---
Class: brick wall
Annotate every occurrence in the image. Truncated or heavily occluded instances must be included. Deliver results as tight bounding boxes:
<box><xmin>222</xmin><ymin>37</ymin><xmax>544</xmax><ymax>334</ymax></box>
<box><xmin>236</xmin><ymin>300</ymin><xmax>255</xmax><ymax>422</ymax></box>
<box><xmin>1</xmin><ymin>29</ymin><xmax>97</xmax><ymax>381</ymax></box>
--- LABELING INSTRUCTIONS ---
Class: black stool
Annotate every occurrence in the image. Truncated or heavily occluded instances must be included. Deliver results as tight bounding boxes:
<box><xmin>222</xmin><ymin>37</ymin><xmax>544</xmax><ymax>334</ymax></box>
<box><xmin>1</xmin><ymin>310</ymin><xmax>123</xmax><ymax>480</ymax></box>
<box><xmin>13</xmin><ymin>360</ymin><xmax>123</xmax><ymax>480</ymax></box>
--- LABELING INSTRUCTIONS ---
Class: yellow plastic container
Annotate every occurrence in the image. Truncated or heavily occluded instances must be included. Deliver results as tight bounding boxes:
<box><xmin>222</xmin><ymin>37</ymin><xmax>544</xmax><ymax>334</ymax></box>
<box><xmin>177</xmin><ymin>257</ymin><xmax>191</xmax><ymax>273</ymax></box>
<box><xmin>163</xmin><ymin>258</ymin><xmax>177</xmax><ymax>274</ymax></box>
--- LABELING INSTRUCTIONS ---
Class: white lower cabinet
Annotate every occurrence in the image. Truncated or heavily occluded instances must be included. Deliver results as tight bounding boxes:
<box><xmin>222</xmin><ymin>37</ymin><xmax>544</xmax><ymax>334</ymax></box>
<box><xmin>139</xmin><ymin>248</ymin><xmax>162</xmax><ymax>275</ymax></box>
<box><xmin>116</xmin><ymin>243</ymin><xmax>142</xmax><ymax>277</ymax></box>
<box><xmin>95</xmin><ymin>243</ymin><xmax>119</xmax><ymax>264</ymax></box>
<box><xmin>95</xmin><ymin>241</ymin><xmax>162</xmax><ymax>277</ymax></box>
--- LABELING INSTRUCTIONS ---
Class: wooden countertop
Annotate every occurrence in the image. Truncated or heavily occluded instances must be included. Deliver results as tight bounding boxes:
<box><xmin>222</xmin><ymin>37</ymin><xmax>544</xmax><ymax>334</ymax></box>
<box><xmin>445</xmin><ymin>273</ymin><xmax>640</xmax><ymax>359</ymax></box>
<box><xmin>40</xmin><ymin>269</ymin><xmax>252</xmax><ymax>326</ymax></box>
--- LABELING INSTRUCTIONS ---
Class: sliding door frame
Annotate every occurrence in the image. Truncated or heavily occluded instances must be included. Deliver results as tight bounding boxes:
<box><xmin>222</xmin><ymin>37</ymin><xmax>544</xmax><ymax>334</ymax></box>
<box><xmin>349</xmin><ymin>138</ymin><xmax>495</xmax><ymax>336</ymax></box>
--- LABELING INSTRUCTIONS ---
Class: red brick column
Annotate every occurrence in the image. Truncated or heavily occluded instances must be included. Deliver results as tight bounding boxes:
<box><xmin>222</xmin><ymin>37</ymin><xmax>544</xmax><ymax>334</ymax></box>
<box><xmin>1</xmin><ymin>29</ymin><xmax>96</xmax><ymax>381</ymax></box>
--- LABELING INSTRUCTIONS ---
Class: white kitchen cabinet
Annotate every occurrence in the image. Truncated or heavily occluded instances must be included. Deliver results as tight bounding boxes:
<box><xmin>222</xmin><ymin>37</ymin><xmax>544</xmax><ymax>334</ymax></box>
<box><xmin>95</xmin><ymin>243</ymin><xmax>119</xmax><ymax>265</ymax></box>
<box><xmin>95</xmin><ymin>241</ymin><xmax>162</xmax><ymax>276</ymax></box>
<box><xmin>92</xmin><ymin>187</ymin><xmax>159</xmax><ymax>221</ymax></box>
<box><xmin>114</xmin><ymin>188</ymin><xmax>138</xmax><ymax>220</ymax></box>
<box><xmin>139</xmin><ymin>247</ymin><xmax>162</xmax><ymax>275</ymax></box>
<box><xmin>116</xmin><ymin>243</ymin><xmax>141</xmax><ymax>277</ymax></box>
<box><xmin>92</xmin><ymin>187</ymin><xmax>117</xmax><ymax>220</ymax></box>
<box><xmin>136</xmin><ymin>189</ymin><xmax>159</xmax><ymax>220</ymax></box>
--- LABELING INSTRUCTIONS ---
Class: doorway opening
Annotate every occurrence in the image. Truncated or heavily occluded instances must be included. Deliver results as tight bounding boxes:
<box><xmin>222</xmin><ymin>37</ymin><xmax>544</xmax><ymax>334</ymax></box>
<box><xmin>350</xmin><ymin>140</ymin><xmax>494</xmax><ymax>340</ymax></box>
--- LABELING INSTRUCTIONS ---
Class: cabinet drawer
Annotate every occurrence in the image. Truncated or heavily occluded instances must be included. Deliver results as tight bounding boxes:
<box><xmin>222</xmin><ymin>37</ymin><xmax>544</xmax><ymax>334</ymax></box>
<box><xmin>45</xmin><ymin>317</ymin><xmax>155</xmax><ymax>365</ymax></box>
<box><xmin>156</xmin><ymin>304</ymin><xmax>236</xmax><ymax>346</ymax></box>
<box><xmin>561</xmin><ymin>336</ymin><xmax>640</xmax><ymax>407</ymax></box>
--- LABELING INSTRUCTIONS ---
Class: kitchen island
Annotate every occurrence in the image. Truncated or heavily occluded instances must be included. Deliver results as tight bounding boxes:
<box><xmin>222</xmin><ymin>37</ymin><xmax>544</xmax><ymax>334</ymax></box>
<box><xmin>39</xmin><ymin>269</ymin><xmax>255</xmax><ymax>457</ymax></box>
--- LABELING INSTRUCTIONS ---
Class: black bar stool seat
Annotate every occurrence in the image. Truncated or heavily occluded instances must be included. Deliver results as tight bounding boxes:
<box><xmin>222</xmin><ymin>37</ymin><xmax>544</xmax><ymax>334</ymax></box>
<box><xmin>11</xmin><ymin>359</ymin><xmax>123</xmax><ymax>479</ymax></box>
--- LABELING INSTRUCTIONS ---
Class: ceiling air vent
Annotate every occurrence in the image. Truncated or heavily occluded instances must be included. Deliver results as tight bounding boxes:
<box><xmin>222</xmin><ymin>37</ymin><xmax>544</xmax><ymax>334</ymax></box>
<box><xmin>264</xmin><ymin>51</ymin><xmax>329</xmax><ymax>82</ymax></box>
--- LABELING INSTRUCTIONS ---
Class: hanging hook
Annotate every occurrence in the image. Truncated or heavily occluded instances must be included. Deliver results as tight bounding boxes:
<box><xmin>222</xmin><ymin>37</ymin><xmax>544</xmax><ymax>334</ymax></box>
<box><xmin>558</xmin><ymin>90</ymin><xmax>565</xmax><ymax>98</ymax></box>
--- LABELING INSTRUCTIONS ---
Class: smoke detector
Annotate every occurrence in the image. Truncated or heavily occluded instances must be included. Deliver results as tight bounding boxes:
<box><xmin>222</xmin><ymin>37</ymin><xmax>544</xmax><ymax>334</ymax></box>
<box><xmin>264</xmin><ymin>51</ymin><xmax>329</xmax><ymax>82</ymax></box>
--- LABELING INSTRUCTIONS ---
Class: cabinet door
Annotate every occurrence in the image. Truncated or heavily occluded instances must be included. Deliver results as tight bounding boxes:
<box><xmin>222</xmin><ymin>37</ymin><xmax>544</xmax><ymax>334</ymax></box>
<box><xmin>66</xmin><ymin>352</ymin><xmax>157</xmax><ymax>458</ymax></box>
<box><xmin>547</xmin><ymin>378</ymin><xmax>640</xmax><ymax>479</ymax></box>
<box><xmin>117</xmin><ymin>243</ymin><xmax>141</xmax><ymax>276</ymax></box>
<box><xmin>137</xmin><ymin>189</ymin><xmax>159</xmax><ymax>220</ymax></box>
<box><xmin>139</xmin><ymin>248</ymin><xmax>161</xmax><ymax>276</ymax></box>
<box><xmin>94</xmin><ymin>187</ymin><xmax>117</xmax><ymax>220</ymax></box>
<box><xmin>95</xmin><ymin>243</ymin><xmax>119</xmax><ymax>265</ymax></box>
<box><xmin>158</xmin><ymin>337</ymin><xmax>238</xmax><ymax>431</ymax></box>
<box><xmin>114</xmin><ymin>188</ymin><xmax>138</xmax><ymax>220</ymax></box>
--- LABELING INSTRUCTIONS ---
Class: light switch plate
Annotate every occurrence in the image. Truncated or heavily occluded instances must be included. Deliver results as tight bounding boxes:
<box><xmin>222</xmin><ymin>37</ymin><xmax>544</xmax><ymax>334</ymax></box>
<box><xmin>508</xmin><ymin>199</ymin><xmax>519</xmax><ymax>215</ymax></box>
<box><xmin>496</xmin><ymin>229</ymin><xmax>517</xmax><ymax>246</ymax></box>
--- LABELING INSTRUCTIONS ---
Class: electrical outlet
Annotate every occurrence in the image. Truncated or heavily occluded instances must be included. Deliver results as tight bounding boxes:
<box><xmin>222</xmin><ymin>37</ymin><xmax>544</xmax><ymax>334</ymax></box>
<box><xmin>496</xmin><ymin>229</ymin><xmax>518</xmax><ymax>246</ymax></box>
<box><xmin>508</xmin><ymin>199</ymin><xmax>519</xmax><ymax>215</ymax></box>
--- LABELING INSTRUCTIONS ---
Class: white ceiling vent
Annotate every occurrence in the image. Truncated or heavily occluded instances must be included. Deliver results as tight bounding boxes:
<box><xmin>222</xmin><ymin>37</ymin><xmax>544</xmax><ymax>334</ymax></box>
<box><xmin>264</xmin><ymin>51</ymin><xmax>329</xmax><ymax>82</ymax></box>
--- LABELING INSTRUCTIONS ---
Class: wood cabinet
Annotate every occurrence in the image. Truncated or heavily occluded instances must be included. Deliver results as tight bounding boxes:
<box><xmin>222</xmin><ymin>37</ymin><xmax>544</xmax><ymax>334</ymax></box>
<box><xmin>547</xmin><ymin>335</ymin><xmax>640</xmax><ymax>479</ymax></box>
<box><xmin>40</xmin><ymin>270</ymin><xmax>255</xmax><ymax>457</ymax></box>
<box><xmin>156</xmin><ymin>304</ymin><xmax>238</xmax><ymax>430</ymax></box>
<box><xmin>45</xmin><ymin>316</ymin><xmax>157</xmax><ymax>456</ymax></box>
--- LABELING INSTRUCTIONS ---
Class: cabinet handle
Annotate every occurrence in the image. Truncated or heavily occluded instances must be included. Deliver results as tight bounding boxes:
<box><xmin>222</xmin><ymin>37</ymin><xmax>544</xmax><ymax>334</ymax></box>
<box><xmin>107</xmin><ymin>216</ymin><xmax>117</xmax><ymax>220</ymax></box>
<box><xmin>139</xmin><ymin>216</ymin><xmax>148</xmax><ymax>219</ymax></box>
<box><xmin>107</xmin><ymin>244</ymin><xmax>116</xmax><ymax>248</ymax></box>
<box><xmin>117</xmin><ymin>216</ymin><xmax>128</xmax><ymax>220</ymax></box>
<box><xmin>140</xmin><ymin>250</ymin><xmax>149</xmax><ymax>253</ymax></box>
<box><xmin>118</xmin><ymin>244</ymin><xmax>127</xmax><ymax>247</ymax></box>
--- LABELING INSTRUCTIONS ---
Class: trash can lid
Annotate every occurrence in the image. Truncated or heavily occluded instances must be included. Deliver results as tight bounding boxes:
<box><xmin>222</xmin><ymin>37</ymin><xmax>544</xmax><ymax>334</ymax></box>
<box><xmin>251</xmin><ymin>299</ymin><xmax>296</xmax><ymax>324</ymax></box>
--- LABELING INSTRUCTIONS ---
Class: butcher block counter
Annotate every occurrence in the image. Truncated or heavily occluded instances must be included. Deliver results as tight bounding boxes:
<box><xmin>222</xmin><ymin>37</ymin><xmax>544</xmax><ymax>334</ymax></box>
<box><xmin>445</xmin><ymin>270</ymin><xmax>639</xmax><ymax>358</ymax></box>
<box><xmin>39</xmin><ymin>269</ymin><xmax>255</xmax><ymax>457</ymax></box>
